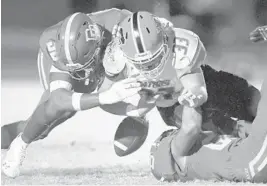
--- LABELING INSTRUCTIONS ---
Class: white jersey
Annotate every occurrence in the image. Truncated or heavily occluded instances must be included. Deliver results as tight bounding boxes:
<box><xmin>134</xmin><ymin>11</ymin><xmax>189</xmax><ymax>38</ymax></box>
<box><xmin>102</xmin><ymin>20</ymin><xmax>206</xmax><ymax>108</ymax></box>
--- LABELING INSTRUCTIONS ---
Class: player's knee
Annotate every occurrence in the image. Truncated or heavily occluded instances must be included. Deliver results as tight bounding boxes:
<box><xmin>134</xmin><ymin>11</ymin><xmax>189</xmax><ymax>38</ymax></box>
<box><xmin>45</xmin><ymin>92</ymin><xmax>70</xmax><ymax>116</ymax></box>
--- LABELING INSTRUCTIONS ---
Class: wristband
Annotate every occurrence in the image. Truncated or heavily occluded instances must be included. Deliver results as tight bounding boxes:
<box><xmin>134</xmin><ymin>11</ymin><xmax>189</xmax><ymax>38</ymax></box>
<box><xmin>72</xmin><ymin>93</ymin><xmax>83</xmax><ymax>111</ymax></box>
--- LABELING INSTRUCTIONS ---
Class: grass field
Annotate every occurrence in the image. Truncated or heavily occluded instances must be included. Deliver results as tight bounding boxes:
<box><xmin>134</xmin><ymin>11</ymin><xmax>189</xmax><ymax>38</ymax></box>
<box><xmin>1</xmin><ymin>81</ymin><xmax>266</xmax><ymax>185</ymax></box>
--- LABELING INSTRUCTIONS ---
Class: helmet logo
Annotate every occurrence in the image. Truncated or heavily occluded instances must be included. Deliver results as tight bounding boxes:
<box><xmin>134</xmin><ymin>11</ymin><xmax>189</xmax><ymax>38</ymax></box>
<box><xmin>85</xmin><ymin>24</ymin><xmax>100</xmax><ymax>41</ymax></box>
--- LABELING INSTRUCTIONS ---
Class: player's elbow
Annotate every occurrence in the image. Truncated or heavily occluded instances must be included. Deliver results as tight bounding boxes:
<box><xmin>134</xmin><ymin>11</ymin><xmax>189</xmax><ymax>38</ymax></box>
<box><xmin>198</xmin><ymin>86</ymin><xmax>208</xmax><ymax>106</ymax></box>
<box><xmin>45</xmin><ymin>89</ymin><xmax>73</xmax><ymax>116</ymax></box>
<box><xmin>182</xmin><ymin>122</ymin><xmax>201</xmax><ymax>136</ymax></box>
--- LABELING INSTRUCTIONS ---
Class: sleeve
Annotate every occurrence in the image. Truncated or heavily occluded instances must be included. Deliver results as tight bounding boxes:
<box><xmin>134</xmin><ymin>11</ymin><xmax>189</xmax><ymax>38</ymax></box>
<box><xmin>49</xmin><ymin>66</ymin><xmax>72</xmax><ymax>92</ymax></box>
<box><xmin>39</xmin><ymin>21</ymin><xmax>63</xmax><ymax>62</ymax></box>
<box><xmin>38</xmin><ymin>22</ymin><xmax>73</xmax><ymax>93</ymax></box>
<box><xmin>172</xmin><ymin>28</ymin><xmax>207</xmax><ymax>78</ymax></box>
<box><xmin>172</xmin><ymin>29</ymin><xmax>207</xmax><ymax>107</ymax></box>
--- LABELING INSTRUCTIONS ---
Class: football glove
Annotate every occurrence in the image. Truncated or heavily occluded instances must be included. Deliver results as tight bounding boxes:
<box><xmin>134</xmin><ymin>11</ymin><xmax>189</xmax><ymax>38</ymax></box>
<box><xmin>249</xmin><ymin>25</ymin><xmax>267</xmax><ymax>43</ymax></box>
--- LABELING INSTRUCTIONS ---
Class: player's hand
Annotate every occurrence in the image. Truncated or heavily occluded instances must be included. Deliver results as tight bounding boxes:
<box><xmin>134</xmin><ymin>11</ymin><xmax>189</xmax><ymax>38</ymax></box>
<box><xmin>178</xmin><ymin>88</ymin><xmax>205</xmax><ymax>107</ymax></box>
<box><xmin>249</xmin><ymin>25</ymin><xmax>267</xmax><ymax>43</ymax></box>
<box><xmin>99</xmin><ymin>78</ymin><xmax>141</xmax><ymax>105</ymax></box>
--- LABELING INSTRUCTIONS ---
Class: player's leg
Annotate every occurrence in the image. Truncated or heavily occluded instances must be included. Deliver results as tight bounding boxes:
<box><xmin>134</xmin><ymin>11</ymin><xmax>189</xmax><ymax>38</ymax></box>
<box><xmin>229</xmin><ymin>78</ymin><xmax>267</xmax><ymax>183</ymax></box>
<box><xmin>2</xmin><ymin>50</ymin><xmax>76</xmax><ymax>178</ymax></box>
<box><xmin>20</xmin><ymin>50</ymin><xmax>77</xmax><ymax>144</ymax></box>
<box><xmin>1</xmin><ymin>89</ymin><xmax>50</xmax><ymax>149</ymax></box>
<box><xmin>1</xmin><ymin>121</ymin><xmax>26</xmax><ymax>149</ymax></box>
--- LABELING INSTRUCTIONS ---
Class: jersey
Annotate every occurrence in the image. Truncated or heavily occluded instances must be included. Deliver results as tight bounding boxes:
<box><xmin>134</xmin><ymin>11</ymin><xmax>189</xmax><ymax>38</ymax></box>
<box><xmin>38</xmin><ymin>8</ymin><xmax>131</xmax><ymax>93</ymax></box>
<box><xmin>105</xmin><ymin>27</ymin><xmax>206</xmax><ymax>108</ymax></box>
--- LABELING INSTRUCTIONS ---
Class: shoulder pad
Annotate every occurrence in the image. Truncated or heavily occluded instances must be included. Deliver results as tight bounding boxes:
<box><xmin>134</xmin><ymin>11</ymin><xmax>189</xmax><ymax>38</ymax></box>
<box><xmin>88</xmin><ymin>8</ymin><xmax>132</xmax><ymax>33</ymax></box>
<box><xmin>173</xmin><ymin>28</ymin><xmax>206</xmax><ymax>70</ymax></box>
<box><xmin>39</xmin><ymin>21</ymin><xmax>62</xmax><ymax>61</ymax></box>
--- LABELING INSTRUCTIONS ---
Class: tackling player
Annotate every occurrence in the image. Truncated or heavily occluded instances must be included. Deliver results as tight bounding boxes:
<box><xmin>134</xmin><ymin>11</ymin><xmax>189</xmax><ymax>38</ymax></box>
<box><xmin>149</xmin><ymin>28</ymin><xmax>267</xmax><ymax>183</ymax></box>
<box><xmin>2</xmin><ymin>9</ymin><xmax>141</xmax><ymax>178</ymax></box>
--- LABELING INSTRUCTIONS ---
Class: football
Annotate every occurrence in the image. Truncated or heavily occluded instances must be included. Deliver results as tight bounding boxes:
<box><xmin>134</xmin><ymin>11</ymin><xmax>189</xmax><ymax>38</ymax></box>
<box><xmin>113</xmin><ymin>116</ymin><xmax>149</xmax><ymax>157</ymax></box>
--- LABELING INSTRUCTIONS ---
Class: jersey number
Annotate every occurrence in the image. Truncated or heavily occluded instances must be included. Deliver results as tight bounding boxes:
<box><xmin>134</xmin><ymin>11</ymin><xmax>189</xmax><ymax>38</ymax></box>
<box><xmin>46</xmin><ymin>41</ymin><xmax>59</xmax><ymax>61</ymax></box>
<box><xmin>85</xmin><ymin>25</ymin><xmax>100</xmax><ymax>41</ymax></box>
<box><xmin>174</xmin><ymin>37</ymin><xmax>189</xmax><ymax>56</ymax></box>
<box><xmin>173</xmin><ymin>37</ymin><xmax>191</xmax><ymax>69</ymax></box>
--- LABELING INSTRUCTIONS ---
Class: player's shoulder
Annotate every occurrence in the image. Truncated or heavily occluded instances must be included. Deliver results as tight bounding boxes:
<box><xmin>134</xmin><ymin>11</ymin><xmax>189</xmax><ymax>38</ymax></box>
<box><xmin>172</xmin><ymin>28</ymin><xmax>206</xmax><ymax>70</ymax></box>
<box><xmin>39</xmin><ymin>21</ymin><xmax>62</xmax><ymax>59</ymax></box>
<box><xmin>88</xmin><ymin>8</ymin><xmax>132</xmax><ymax>33</ymax></box>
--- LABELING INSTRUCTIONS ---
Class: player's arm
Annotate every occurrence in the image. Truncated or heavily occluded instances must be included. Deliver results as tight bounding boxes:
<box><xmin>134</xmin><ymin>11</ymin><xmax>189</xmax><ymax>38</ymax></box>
<box><xmin>98</xmin><ymin>73</ymin><xmax>156</xmax><ymax>117</ymax></box>
<box><xmin>175</xmin><ymin>31</ymin><xmax>208</xmax><ymax>108</ymax></box>
<box><xmin>99</xmin><ymin>40</ymin><xmax>156</xmax><ymax>117</ymax></box>
<box><xmin>170</xmin><ymin>106</ymin><xmax>203</xmax><ymax>171</ymax></box>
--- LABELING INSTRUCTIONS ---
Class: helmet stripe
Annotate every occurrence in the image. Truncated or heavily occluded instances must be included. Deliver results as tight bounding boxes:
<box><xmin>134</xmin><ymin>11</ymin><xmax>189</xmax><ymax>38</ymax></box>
<box><xmin>64</xmin><ymin>12</ymin><xmax>80</xmax><ymax>64</ymax></box>
<box><xmin>137</xmin><ymin>13</ymin><xmax>147</xmax><ymax>52</ymax></box>
<box><xmin>132</xmin><ymin>12</ymin><xmax>145</xmax><ymax>53</ymax></box>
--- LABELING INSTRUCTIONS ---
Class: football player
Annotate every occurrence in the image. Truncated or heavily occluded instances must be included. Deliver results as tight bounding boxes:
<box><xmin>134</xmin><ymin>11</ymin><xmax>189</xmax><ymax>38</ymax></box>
<box><xmin>150</xmin><ymin>76</ymin><xmax>267</xmax><ymax>183</ymax></box>
<box><xmin>157</xmin><ymin>64</ymin><xmax>261</xmax><ymax>137</ymax></box>
<box><xmin>149</xmin><ymin>29</ymin><xmax>267</xmax><ymax>183</ymax></box>
<box><xmin>99</xmin><ymin>11</ymin><xmax>208</xmax><ymax>162</ymax></box>
<box><xmin>1</xmin><ymin>9</ymin><xmax>141</xmax><ymax>178</ymax></box>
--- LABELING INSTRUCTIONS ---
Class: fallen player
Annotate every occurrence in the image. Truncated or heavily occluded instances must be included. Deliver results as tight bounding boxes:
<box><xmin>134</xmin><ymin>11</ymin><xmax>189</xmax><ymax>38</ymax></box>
<box><xmin>157</xmin><ymin>64</ymin><xmax>260</xmax><ymax>138</ymax></box>
<box><xmin>149</xmin><ymin>27</ymin><xmax>267</xmax><ymax>183</ymax></box>
<box><xmin>150</xmin><ymin>76</ymin><xmax>267</xmax><ymax>183</ymax></box>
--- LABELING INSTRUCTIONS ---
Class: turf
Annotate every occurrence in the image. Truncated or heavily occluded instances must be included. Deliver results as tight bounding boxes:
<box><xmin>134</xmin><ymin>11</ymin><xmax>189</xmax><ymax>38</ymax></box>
<box><xmin>1</xmin><ymin>82</ymin><xmax>266</xmax><ymax>185</ymax></box>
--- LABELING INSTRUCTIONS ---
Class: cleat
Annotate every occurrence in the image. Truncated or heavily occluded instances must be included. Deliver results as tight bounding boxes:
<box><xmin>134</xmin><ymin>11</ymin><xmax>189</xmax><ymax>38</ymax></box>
<box><xmin>2</xmin><ymin>133</ymin><xmax>28</xmax><ymax>178</ymax></box>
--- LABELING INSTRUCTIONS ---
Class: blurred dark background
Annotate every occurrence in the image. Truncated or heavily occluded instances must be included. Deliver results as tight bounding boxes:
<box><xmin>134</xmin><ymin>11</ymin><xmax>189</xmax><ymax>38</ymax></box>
<box><xmin>2</xmin><ymin>0</ymin><xmax>267</xmax><ymax>83</ymax></box>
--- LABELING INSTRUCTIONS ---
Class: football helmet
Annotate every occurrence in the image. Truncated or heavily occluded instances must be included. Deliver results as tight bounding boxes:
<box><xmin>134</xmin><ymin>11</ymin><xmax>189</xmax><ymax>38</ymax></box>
<box><xmin>48</xmin><ymin>12</ymin><xmax>103</xmax><ymax>80</ymax></box>
<box><xmin>118</xmin><ymin>11</ymin><xmax>171</xmax><ymax>79</ymax></box>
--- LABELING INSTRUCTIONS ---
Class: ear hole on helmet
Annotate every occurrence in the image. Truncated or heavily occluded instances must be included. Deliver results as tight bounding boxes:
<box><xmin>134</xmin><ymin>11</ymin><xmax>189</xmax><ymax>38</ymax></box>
<box><xmin>57</xmin><ymin>33</ymin><xmax>60</xmax><ymax>40</ymax></box>
<box><xmin>77</xmin><ymin>32</ymin><xmax>81</xmax><ymax>40</ymax></box>
<box><xmin>83</xmin><ymin>21</ymin><xmax>87</xmax><ymax>26</ymax></box>
<box><xmin>140</xmin><ymin>15</ymin><xmax>143</xmax><ymax>19</ymax></box>
<box><xmin>128</xmin><ymin>18</ymin><xmax>131</xmax><ymax>22</ymax></box>
<box><xmin>146</xmin><ymin>27</ymin><xmax>150</xmax><ymax>33</ymax></box>
<box><xmin>125</xmin><ymin>32</ymin><xmax>128</xmax><ymax>39</ymax></box>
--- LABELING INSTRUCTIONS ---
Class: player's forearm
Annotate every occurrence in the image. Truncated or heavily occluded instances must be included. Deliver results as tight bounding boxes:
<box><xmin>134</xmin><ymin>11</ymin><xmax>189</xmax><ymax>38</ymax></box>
<box><xmin>171</xmin><ymin>106</ymin><xmax>202</xmax><ymax>156</ymax></box>
<box><xmin>179</xmin><ymin>67</ymin><xmax>208</xmax><ymax>107</ymax></box>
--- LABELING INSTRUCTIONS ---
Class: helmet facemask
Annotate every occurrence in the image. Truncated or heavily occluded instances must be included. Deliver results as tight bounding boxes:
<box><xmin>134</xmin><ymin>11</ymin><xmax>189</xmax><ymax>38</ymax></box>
<box><xmin>67</xmin><ymin>47</ymin><xmax>101</xmax><ymax>81</ymax></box>
<box><xmin>125</xmin><ymin>39</ymin><xmax>170</xmax><ymax>79</ymax></box>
